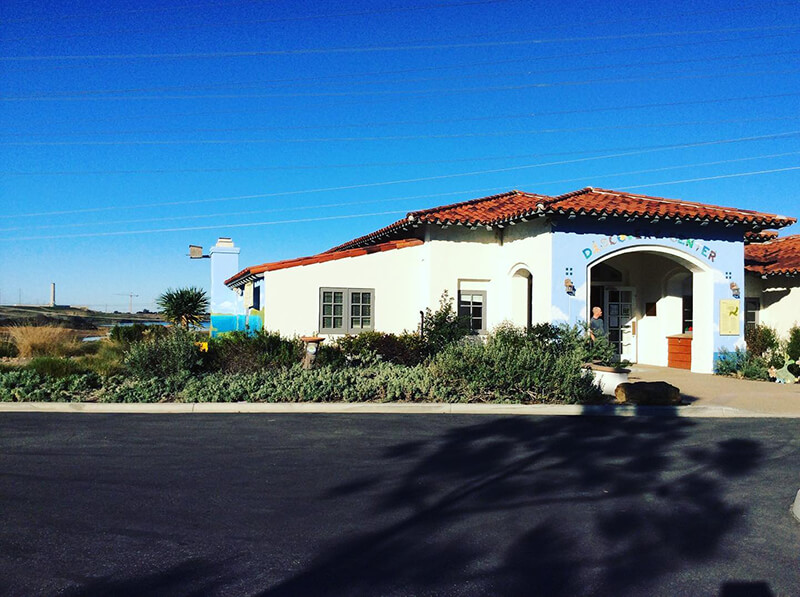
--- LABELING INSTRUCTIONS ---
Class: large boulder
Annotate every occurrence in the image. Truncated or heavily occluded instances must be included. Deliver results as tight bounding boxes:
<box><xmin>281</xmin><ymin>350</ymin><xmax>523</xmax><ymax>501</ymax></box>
<box><xmin>615</xmin><ymin>381</ymin><xmax>681</xmax><ymax>406</ymax></box>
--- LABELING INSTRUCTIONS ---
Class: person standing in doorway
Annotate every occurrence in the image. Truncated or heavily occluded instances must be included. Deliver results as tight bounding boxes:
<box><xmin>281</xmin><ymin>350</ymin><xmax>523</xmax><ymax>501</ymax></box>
<box><xmin>589</xmin><ymin>306</ymin><xmax>605</xmax><ymax>341</ymax></box>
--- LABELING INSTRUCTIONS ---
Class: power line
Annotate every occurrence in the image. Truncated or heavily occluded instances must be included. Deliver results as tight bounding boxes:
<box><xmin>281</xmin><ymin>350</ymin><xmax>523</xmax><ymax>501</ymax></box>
<box><xmin>4</xmin><ymin>166</ymin><xmax>799</xmax><ymax>242</ymax></box>
<box><xmin>0</xmin><ymin>0</ymin><xmax>273</xmax><ymax>24</ymax></box>
<box><xmin>4</xmin><ymin>92</ymin><xmax>798</xmax><ymax>163</ymax></box>
<box><xmin>4</xmin><ymin>114</ymin><xmax>799</xmax><ymax>146</ymax></box>
<box><xmin>1</xmin><ymin>0</ymin><xmax>519</xmax><ymax>38</ymax></box>
<box><xmin>0</xmin><ymin>210</ymin><xmax>411</xmax><ymax>241</ymax></box>
<box><xmin>5</xmin><ymin>66</ymin><xmax>799</xmax><ymax>105</ymax></box>
<box><xmin>2</xmin><ymin>24</ymin><xmax>797</xmax><ymax>62</ymax></box>
<box><xmin>4</xmin><ymin>130</ymin><xmax>800</xmax><ymax>219</ymax></box>
<box><xmin>619</xmin><ymin>167</ymin><xmax>800</xmax><ymax>190</ymax></box>
<box><xmin>7</xmin><ymin>28</ymin><xmax>796</xmax><ymax>80</ymax></box>
<box><xmin>9</xmin><ymin>49</ymin><xmax>797</xmax><ymax>100</ymax></box>
<box><xmin>3</xmin><ymin>150</ymin><xmax>798</xmax><ymax>233</ymax></box>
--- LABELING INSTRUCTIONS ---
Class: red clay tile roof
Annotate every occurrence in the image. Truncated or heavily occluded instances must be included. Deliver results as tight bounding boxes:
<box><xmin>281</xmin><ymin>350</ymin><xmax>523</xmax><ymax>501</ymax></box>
<box><xmin>745</xmin><ymin>234</ymin><xmax>800</xmax><ymax>277</ymax></box>
<box><xmin>745</xmin><ymin>230</ymin><xmax>779</xmax><ymax>243</ymax></box>
<box><xmin>225</xmin><ymin>238</ymin><xmax>423</xmax><ymax>286</ymax></box>
<box><xmin>327</xmin><ymin>187</ymin><xmax>796</xmax><ymax>252</ymax></box>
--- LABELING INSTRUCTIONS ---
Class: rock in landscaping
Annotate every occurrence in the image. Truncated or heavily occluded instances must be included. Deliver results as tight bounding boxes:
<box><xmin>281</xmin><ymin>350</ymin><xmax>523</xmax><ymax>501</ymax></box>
<box><xmin>615</xmin><ymin>381</ymin><xmax>681</xmax><ymax>406</ymax></box>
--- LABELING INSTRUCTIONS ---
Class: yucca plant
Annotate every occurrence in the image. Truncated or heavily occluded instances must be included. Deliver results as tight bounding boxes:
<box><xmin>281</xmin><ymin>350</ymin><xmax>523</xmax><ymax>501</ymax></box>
<box><xmin>156</xmin><ymin>287</ymin><xmax>209</xmax><ymax>329</ymax></box>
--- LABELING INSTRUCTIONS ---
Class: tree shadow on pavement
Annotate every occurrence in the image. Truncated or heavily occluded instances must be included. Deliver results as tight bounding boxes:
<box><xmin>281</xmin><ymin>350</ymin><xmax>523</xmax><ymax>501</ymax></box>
<box><xmin>60</xmin><ymin>556</ymin><xmax>237</xmax><ymax>597</ymax></box>
<box><xmin>261</xmin><ymin>416</ymin><xmax>763</xmax><ymax>596</ymax></box>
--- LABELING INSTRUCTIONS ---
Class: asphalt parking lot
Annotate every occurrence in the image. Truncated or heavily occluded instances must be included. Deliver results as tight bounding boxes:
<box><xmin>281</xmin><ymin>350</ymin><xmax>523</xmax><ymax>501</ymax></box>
<box><xmin>1</xmin><ymin>413</ymin><xmax>799</xmax><ymax>596</ymax></box>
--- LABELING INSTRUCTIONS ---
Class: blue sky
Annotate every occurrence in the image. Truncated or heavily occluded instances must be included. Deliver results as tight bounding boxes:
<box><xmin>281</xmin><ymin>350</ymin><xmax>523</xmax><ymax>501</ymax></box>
<box><xmin>1</xmin><ymin>0</ymin><xmax>799</xmax><ymax>312</ymax></box>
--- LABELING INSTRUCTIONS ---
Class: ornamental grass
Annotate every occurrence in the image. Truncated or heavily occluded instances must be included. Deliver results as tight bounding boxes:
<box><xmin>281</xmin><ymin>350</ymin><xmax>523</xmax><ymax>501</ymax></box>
<box><xmin>8</xmin><ymin>325</ymin><xmax>79</xmax><ymax>359</ymax></box>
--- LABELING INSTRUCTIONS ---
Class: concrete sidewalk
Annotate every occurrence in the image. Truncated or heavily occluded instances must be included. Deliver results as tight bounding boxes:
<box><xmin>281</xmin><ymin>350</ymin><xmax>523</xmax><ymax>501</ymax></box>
<box><xmin>630</xmin><ymin>364</ymin><xmax>800</xmax><ymax>416</ymax></box>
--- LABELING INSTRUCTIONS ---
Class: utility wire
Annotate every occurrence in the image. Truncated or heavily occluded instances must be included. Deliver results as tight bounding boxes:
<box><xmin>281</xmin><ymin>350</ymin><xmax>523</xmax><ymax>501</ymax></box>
<box><xmin>2</xmin><ymin>24</ymin><xmax>797</xmax><ymax>61</ymax></box>
<box><xmin>619</xmin><ymin>167</ymin><xmax>800</xmax><ymax>190</ymax></box>
<box><xmin>7</xmin><ymin>29</ymin><xmax>796</xmax><ymax>77</ymax></box>
<box><xmin>0</xmin><ymin>0</ymin><xmax>273</xmax><ymax>24</ymax></box>
<box><xmin>4</xmin><ymin>130</ymin><xmax>800</xmax><ymax>219</ymax></box>
<box><xmin>4</xmin><ymin>166</ymin><xmax>799</xmax><ymax>242</ymax></box>
<box><xmin>0</xmin><ymin>211</ymin><xmax>411</xmax><ymax>241</ymax></box>
<box><xmin>2</xmin><ymin>0</ymin><xmax>519</xmax><ymax>39</ymax></box>
<box><xmin>7</xmin><ymin>90</ymin><xmax>797</xmax><ymax>143</ymax></box>
<box><xmin>4</xmin><ymin>115</ymin><xmax>799</xmax><ymax>146</ymax></box>
<box><xmin>10</xmin><ymin>49</ymin><xmax>797</xmax><ymax>99</ymax></box>
<box><xmin>3</xmin><ymin>150</ymin><xmax>798</xmax><ymax>233</ymax></box>
<box><xmin>4</xmin><ymin>67</ymin><xmax>798</xmax><ymax>104</ymax></box>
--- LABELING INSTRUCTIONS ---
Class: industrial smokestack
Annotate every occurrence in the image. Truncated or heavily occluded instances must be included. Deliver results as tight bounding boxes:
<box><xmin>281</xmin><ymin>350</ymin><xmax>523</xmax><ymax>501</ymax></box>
<box><xmin>50</xmin><ymin>283</ymin><xmax>56</xmax><ymax>308</ymax></box>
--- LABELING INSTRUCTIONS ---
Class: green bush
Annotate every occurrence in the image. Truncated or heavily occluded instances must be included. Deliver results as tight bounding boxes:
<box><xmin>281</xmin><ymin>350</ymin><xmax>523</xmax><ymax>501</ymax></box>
<box><xmin>335</xmin><ymin>330</ymin><xmax>428</xmax><ymax>366</ymax></box>
<box><xmin>76</xmin><ymin>341</ymin><xmax>126</xmax><ymax>377</ymax></box>
<box><xmin>205</xmin><ymin>330</ymin><xmax>302</xmax><ymax>373</ymax></box>
<box><xmin>420</xmin><ymin>291</ymin><xmax>472</xmax><ymax>355</ymax></box>
<box><xmin>714</xmin><ymin>347</ymin><xmax>770</xmax><ymax>380</ymax></box>
<box><xmin>430</xmin><ymin>323</ymin><xmax>602</xmax><ymax>403</ymax></box>
<box><xmin>26</xmin><ymin>356</ymin><xmax>90</xmax><ymax>377</ymax></box>
<box><xmin>745</xmin><ymin>324</ymin><xmax>780</xmax><ymax>358</ymax></box>
<box><xmin>0</xmin><ymin>340</ymin><xmax>18</xmax><ymax>358</ymax></box>
<box><xmin>100</xmin><ymin>373</ymin><xmax>191</xmax><ymax>403</ymax></box>
<box><xmin>0</xmin><ymin>369</ymin><xmax>101</xmax><ymax>402</ymax></box>
<box><xmin>787</xmin><ymin>325</ymin><xmax>800</xmax><ymax>362</ymax></box>
<box><xmin>109</xmin><ymin>323</ymin><xmax>168</xmax><ymax>344</ymax></box>
<box><xmin>125</xmin><ymin>328</ymin><xmax>203</xmax><ymax>379</ymax></box>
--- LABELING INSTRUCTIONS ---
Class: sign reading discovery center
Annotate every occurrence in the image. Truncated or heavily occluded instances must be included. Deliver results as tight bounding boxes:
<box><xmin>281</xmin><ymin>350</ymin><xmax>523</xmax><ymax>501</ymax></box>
<box><xmin>582</xmin><ymin>232</ymin><xmax>718</xmax><ymax>263</ymax></box>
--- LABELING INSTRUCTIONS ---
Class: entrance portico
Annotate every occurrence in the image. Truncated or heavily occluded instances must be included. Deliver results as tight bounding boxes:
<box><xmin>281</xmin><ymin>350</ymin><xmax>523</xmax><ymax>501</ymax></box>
<box><xmin>587</xmin><ymin>246</ymin><xmax>715</xmax><ymax>373</ymax></box>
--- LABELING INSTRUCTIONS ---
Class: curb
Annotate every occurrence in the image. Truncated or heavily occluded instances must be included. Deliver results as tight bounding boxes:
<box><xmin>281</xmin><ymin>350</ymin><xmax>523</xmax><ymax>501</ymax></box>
<box><xmin>0</xmin><ymin>402</ymin><xmax>798</xmax><ymax>418</ymax></box>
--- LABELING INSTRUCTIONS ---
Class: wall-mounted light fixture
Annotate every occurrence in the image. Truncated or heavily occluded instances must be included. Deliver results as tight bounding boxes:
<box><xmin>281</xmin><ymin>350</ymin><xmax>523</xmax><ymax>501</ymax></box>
<box><xmin>564</xmin><ymin>278</ymin><xmax>576</xmax><ymax>296</ymax></box>
<box><xmin>730</xmin><ymin>282</ymin><xmax>741</xmax><ymax>298</ymax></box>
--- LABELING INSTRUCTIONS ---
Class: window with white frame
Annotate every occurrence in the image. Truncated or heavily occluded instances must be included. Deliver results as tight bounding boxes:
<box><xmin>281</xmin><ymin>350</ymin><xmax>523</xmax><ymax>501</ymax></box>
<box><xmin>458</xmin><ymin>290</ymin><xmax>487</xmax><ymax>334</ymax></box>
<box><xmin>319</xmin><ymin>288</ymin><xmax>375</xmax><ymax>334</ymax></box>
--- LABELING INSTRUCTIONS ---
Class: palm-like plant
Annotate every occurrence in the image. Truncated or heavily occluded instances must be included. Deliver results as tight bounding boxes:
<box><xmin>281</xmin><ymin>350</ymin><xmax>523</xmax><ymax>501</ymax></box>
<box><xmin>156</xmin><ymin>286</ymin><xmax>210</xmax><ymax>329</ymax></box>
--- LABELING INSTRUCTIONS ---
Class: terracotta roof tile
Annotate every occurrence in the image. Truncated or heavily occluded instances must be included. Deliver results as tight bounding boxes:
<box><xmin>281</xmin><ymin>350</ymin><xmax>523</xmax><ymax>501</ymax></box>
<box><xmin>225</xmin><ymin>238</ymin><xmax>423</xmax><ymax>286</ymax></box>
<box><xmin>745</xmin><ymin>234</ymin><xmax>800</xmax><ymax>277</ymax></box>
<box><xmin>328</xmin><ymin>187</ymin><xmax>795</xmax><ymax>252</ymax></box>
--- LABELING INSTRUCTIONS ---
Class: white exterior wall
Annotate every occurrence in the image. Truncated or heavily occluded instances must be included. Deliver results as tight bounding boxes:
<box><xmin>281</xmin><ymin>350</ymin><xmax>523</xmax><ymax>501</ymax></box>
<box><xmin>261</xmin><ymin>244</ymin><xmax>425</xmax><ymax>337</ymax></box>
<box><xmin>424</xmin><ymin>219</ymin><xmax>552</xmax><ymax>331</ymax></box>
<box><xmin>748</xmin><ymin>273</ymin><xmax>800</xmax><ymax>338</ymax></box>
<box><xmin>258</xmin><ymin>219</ymin><xmax>552</xmax><ymax>337</ymax></box>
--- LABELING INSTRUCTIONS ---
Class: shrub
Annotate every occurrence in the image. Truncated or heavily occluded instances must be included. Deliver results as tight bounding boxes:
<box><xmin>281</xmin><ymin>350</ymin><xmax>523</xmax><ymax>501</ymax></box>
<box><xmin>8</xmin><ymin>325</ymin><xmax>79</xmax><ymax>358</ymax></box>
<box><xmin>745</xmin><ymin>324</ymin><xmax>780</xmax><ymax>358</ymax></box>
<box><xmin>125</xmin><ymin>328</ymin><xmax>203</xmax><ymax>379</ymax></box>
<box><xmin>714</xmin><ymin>347</ymin><xmax>770</xmax><ymax>380</ymax></box>
<box><xmin>109</xmin><ymin>323</ymin><xmax>168</xmax><ymax>344</ymax></box>
<box><xmin>205</xmin><ymin>330</ymin><xmax>302</xmax><ymax>373</ymax></box>
<box><xmin>787</xmin><ymin>325</ymin><xmax>800</xmax><ymax>362</ymax></box>
<box><xmin>417</xmin><ymin>291</ymin><xmax>473</xmax><ymax>356</ymax></box>
<box><xmin>76</xmin><ymin>341</ymin><xmax>126</xmax><ymax>377</ymax></box>
<box><xmin>26</xmin><ymin>356</ymin><xmax>89</xmax><ymax>377</ymax></box>
<box><xmin>714</xmin><ymin>347</ymin><xmax>748</xmax><ymax>377</ymax></box>
<box><xmin>0</xmin><ymin>339</ymin><xmax>18</xmax><ymax>358</ymax></box>
<box><xmin>0</xmin><ymin>369</ymin><xmax>101</xmax><ymax>402</ymax></box>
<box><xmin>335</xmin><ymin>331</ymin><xmax>428</xmax><ymax>366</ymax></box>
<box><xmin>430</xmin><ymin>323</ymin><xmax>602</xmax><ymax>403</ymax></box>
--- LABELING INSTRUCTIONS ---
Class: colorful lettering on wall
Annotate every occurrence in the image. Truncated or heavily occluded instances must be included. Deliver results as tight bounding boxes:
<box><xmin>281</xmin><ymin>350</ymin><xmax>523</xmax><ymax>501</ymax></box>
<box><xmin>581</xmin><ymin>232</ymin><xmax>717</xmax><ymax>262</ymax></box>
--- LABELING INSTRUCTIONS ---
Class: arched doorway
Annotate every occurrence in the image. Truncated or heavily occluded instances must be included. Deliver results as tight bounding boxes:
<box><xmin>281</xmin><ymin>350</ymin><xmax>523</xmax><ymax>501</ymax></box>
<box><xmin>510</xmin><ymin>267</ymin><xmax>533</xmax><ymax>330</ymax></box>
<box><xmin>587</xmin><ymin>246</ymin><xmax>714</xmax><ymax>372</ymax></box>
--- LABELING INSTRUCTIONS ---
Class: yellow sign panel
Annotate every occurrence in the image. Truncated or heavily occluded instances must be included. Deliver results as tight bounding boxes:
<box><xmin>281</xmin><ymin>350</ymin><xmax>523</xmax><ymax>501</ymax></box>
<box><xmin>719</xmin><ymin>299</ymin><xmax>740</xmax><ymax>336</ymax></box>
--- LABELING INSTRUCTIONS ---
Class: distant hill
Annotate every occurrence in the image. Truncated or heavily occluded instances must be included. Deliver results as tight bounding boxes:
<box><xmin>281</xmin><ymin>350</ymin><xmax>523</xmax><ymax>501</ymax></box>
<box><xmin>0</xmin><ymin>305</ymin><xmax>164</xmax><ymax>330</ymax></box>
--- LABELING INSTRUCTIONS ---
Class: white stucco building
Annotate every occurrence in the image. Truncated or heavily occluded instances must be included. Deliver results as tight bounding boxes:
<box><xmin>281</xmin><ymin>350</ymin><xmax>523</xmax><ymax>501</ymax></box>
<box><xmin>225</xmin><ymin>187</ymin><xmax>798</xmax><ymax>374</ymax></box>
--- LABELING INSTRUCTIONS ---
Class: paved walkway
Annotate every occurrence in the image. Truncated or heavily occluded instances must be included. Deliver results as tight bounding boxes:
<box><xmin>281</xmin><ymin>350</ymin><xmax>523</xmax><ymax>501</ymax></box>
<box><xmin>630</xmin><ymin>364</ymin><xmax>800</xmax><ymax>416</ymax></box>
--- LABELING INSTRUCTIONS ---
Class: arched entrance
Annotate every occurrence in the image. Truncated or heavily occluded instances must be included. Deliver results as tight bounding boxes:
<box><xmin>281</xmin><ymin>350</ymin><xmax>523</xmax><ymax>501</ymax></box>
<box><xmin>587</xmin><ymin>246</ymin><xmax>714</xmax><ymax>372</ymax></box>
<box><xmin>509</xmin><ymin>266</ymin><xmax>533</xmax><ymax>329</ymax></box>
